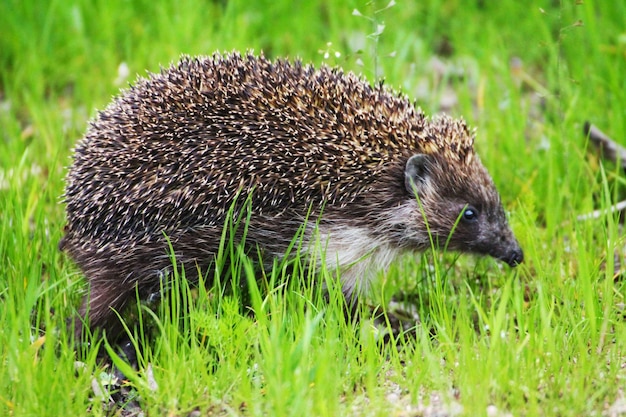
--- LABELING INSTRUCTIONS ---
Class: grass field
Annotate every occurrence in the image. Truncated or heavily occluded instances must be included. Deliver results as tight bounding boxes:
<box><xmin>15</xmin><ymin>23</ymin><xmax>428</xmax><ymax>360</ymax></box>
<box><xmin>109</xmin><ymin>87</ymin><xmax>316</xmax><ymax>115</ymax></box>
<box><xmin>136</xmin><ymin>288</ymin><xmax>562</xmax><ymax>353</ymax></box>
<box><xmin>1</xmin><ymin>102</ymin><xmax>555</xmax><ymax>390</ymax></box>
<box><xmin>2</xmin><ymin>0</ymin><xmax>626</xmax><ymax>415</ymax></box>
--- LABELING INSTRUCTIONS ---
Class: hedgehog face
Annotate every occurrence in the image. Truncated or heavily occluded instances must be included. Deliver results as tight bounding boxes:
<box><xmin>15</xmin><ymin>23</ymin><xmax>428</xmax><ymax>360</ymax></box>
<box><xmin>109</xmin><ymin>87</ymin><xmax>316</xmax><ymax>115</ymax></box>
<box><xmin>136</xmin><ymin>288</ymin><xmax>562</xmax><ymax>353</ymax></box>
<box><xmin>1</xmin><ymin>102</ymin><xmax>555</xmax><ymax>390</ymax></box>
<box><xmin>403</xmin><ymin>153</ymin><xmax>523</xmax><ymax>266</ymax></box>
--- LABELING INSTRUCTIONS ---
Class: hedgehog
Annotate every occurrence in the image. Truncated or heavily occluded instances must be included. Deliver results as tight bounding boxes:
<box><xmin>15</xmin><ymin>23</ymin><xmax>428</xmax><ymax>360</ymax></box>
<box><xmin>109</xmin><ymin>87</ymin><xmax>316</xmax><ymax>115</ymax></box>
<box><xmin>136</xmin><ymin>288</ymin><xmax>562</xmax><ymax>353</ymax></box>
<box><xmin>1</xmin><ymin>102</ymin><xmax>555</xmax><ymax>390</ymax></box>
<box><xmin>60</xmin><ymin>52</ymin><xmax>523</xmax><ymax>341</ymax></box>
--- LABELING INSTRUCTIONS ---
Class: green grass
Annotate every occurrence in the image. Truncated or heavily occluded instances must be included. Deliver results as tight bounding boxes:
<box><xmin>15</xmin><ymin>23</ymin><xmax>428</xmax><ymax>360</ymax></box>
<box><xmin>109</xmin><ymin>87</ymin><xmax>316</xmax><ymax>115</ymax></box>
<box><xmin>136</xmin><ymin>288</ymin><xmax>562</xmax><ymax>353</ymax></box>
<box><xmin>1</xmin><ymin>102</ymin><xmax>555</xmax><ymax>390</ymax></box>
<box><xmin>2</xmin><ymin>0</ymin><xmax>626</xmax><ymax>415</ymax></box>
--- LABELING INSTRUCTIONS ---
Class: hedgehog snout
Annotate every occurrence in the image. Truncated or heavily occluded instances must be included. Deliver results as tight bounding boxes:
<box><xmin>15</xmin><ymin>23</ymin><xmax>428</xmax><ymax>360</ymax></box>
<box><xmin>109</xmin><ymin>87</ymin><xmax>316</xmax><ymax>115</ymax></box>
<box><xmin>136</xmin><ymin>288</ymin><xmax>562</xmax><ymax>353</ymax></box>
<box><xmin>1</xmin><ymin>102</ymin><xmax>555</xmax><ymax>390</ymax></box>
<box><xmin>490</xmin><ymin>237</ymin><xmax>524</xmax><ymax>267</ymax></box>
<box><xmin>505</xmin><ymin>247</ymin><xmax>524</xmax><ymax>267</ymax></box>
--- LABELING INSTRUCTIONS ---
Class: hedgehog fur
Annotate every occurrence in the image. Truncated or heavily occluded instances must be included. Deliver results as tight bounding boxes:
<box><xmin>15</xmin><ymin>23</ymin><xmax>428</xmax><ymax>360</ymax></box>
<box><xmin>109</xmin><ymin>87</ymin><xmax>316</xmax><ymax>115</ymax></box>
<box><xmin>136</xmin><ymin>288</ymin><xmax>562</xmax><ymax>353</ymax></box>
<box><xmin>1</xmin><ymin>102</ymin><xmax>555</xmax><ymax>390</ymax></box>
<box><xmin>61</xmin><ymin>52</ymin><xmax>523</xmax><ymax>340</ymax></box>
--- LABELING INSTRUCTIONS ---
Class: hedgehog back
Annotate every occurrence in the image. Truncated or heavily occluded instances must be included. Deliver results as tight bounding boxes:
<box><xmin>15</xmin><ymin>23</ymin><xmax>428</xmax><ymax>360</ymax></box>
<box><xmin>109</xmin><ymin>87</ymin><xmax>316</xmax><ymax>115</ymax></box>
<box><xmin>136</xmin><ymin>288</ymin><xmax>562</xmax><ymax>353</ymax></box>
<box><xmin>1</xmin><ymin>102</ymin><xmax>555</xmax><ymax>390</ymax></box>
<box><xmin>63</xmin><ymin>53</ymin><xmax>468</xmax><ymax>245</ymax></box>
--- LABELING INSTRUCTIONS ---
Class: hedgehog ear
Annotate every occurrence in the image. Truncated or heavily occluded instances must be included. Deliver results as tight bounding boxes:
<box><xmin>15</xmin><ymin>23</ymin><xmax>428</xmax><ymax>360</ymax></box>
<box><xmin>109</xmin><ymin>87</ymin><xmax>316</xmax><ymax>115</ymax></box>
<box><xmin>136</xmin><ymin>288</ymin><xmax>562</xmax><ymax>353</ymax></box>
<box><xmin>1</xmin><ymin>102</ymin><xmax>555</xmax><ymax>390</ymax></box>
<box><xmin>404</xmin><ymin>154</ymin><xmax>431</xmax><ymax>194</ymax></box>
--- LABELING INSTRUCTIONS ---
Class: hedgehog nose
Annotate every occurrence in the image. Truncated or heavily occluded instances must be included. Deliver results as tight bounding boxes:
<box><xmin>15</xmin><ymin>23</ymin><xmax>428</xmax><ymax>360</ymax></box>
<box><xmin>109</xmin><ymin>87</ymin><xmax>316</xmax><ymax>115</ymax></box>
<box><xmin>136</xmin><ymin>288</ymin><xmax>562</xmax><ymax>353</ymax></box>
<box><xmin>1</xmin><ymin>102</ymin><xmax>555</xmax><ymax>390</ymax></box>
<box><xmin>507</xmin><ymin>248</ymin><xmax>524</xmax><ymax>267</ymax></box>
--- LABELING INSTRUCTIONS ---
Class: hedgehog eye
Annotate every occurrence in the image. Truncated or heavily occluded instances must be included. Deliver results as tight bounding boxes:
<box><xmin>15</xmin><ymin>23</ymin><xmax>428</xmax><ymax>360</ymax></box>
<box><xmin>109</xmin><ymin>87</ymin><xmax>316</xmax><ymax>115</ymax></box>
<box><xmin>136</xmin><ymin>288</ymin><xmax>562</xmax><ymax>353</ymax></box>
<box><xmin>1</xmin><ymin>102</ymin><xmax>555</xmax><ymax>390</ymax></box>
<box><xmin>461</xmin><ymin>206</ymin><xmax>478</xmax><ymax>223</ymax></box>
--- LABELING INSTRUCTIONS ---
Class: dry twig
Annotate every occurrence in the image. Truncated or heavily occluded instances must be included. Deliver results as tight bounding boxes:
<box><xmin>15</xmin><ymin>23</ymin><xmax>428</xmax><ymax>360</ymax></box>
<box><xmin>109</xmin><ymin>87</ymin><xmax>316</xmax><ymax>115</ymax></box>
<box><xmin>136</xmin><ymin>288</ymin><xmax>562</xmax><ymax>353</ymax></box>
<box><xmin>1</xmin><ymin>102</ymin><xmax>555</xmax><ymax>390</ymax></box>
<box><xmin>584</xmin><ymin>121</ymin><xmax>626</xmax><ymax>170</ymax></box>
<box><xmin>578</xmin><ymin>122</ymin><xmax>626</xmax><ymax>221</ymax></box>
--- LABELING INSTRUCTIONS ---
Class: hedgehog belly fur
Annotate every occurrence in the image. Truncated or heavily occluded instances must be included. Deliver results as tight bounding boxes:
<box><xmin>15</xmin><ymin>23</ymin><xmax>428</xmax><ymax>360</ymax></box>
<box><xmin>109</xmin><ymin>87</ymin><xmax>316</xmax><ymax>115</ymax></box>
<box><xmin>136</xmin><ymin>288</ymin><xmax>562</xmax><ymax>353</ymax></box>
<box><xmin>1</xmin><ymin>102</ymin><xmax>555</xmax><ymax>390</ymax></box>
<box><xmin>305</xmin><ymin>223</ymin><xmax>403</xmax><ymax>298</ymax></box>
